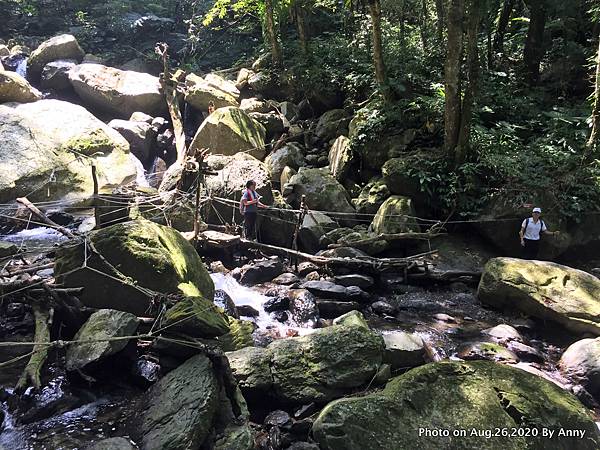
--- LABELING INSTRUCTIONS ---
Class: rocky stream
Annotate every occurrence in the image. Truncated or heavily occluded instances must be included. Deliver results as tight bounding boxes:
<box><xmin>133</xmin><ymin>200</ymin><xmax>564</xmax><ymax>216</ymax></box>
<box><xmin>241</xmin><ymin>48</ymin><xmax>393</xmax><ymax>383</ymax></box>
<box><xmin>2</xmin><ymin>34</ymin><xmax>600</xmax><ymax>450</ymax></box>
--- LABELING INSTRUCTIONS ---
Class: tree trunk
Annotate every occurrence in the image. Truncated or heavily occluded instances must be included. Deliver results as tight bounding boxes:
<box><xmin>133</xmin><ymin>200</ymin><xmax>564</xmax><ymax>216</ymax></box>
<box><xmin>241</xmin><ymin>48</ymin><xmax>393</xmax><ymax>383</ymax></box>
<box><xmin>456</xmin><ymin>0</ymin><xmax>482</xmax><ymax>164</ymax></box>
<box><xmin>265</xmin><ymin>0</ymin><xmax>283</xmax><ymax>66</ymax></box>
<box><xmin>420</xmin><ymin>0</ymin><xmax>429</xmax><ymax>51</ymax></box>
<box><xmin>444</xmin><ymin>0</ymin><xmax>465</xmax><ymax>155</ymax></box>
<box><xmin>588</xmin><ymin>36</ymin><xmax>600</xmax><ymax>149</ymax></box>
<box><xmin>523</xmin><ymin>0</ymin><xmax>547</xmax><ymax>84</ymax></box>
<box><xmin>435</xmin><ymin>0</ymin><xmax>445</xmax><ymax>42</ymax></box>
<box><xmin>294</xmin><ymin>0</ymin><xmax>309</xmax><ymax>55</ymax></box>
<box><xmin>367</xmin><ymin>0</ymin><xmax>392</xmax><ymax>102</ymax></box>
<box><xmin>493</xmin><ymin>0</ymin><xmax>515</xmax><ymax>55</ymax></box>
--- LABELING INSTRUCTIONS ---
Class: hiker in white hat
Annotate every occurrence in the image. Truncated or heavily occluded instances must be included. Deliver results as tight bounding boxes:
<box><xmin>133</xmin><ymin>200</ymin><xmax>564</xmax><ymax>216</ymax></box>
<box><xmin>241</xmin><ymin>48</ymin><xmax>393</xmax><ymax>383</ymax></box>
<box><xmin>519</xmin><ymin>207</ymin><xmax>559</xmax><ymax>259</ymax></box>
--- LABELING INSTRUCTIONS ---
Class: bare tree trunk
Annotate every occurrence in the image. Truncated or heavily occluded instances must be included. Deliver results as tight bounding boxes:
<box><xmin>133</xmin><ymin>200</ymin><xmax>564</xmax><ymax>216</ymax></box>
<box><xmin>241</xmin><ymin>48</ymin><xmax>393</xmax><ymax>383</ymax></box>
<box><xmin>294</xmin><ymin>0</ymin><xmax>309</xmax><ymax>55</ymax></box>
<box><xmin>493</xmin><ymin>0</ymin><xmax>515</xmax><ymax>55</ymax></box>
<box><xmin>456</xmin><ymin>0</ymin><xmax>482</xmax><ymax>164</ymax></box>
<box><xmin>420</xmin><ymin>0</ymin><xmax>429</xmax><ymax>51</ymax></box>
<box><xmin>367</xmin><ymin>0</ymin><xmax>392</xmax><ymax>103</ymax></box>
<box><xmin>435</xmin><ymin>0</ymin><xmax>445</xmax><ymax>41</ymax></box>
<box><xmin>265</xmin><ymin>0</ymin><xmax>283</xmax><ymax>66</ymax></box>
<box><xmin>588</xmin><ymin>36</ymin><xmax>600</xmax><ymax>149</ymax></box>
<box><xmin>444</xmin><ymin>0</ymin><xmax>465</xmax><ymax>155</ymax></box>
<box><xmin>523</xmin><ymin>0</ymin><xmax>547</xmax><ymax>84</ymax></box>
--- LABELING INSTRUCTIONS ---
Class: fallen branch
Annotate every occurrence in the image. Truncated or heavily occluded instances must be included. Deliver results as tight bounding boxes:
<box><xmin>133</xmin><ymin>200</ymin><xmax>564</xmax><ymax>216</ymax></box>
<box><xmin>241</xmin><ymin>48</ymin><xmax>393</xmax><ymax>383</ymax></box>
<box><xmin>15</xmin><ymin>302</ymin><xmax>54</xmax><ymax>392</ymax></box>
<box><xmin>407</xmin><ymin>269</ymin><xmax>482</xmax><ymax>284</ymax></box>
<box><xmin>1</xmin><ymin>262</ymin><xmax>54</xmax><ymax>277</ymax></box>
<box><xmin>16</xmin><ymin>197</ymin><xmax>76</xmax><ymax>239</ymax></box>
<box><xmin>328</xmin><ymin>232</ymin><xmax>446</xmax><ymax>249</ymax></box>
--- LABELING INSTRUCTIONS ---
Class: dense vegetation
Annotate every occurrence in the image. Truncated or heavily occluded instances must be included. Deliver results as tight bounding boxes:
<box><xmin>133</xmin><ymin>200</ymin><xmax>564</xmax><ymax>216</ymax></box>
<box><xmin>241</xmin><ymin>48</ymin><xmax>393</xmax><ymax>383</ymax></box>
<box><xmin>2</xmin><ymin>0</ymin><xmax>599</xmax><ymax>221</ymax></box>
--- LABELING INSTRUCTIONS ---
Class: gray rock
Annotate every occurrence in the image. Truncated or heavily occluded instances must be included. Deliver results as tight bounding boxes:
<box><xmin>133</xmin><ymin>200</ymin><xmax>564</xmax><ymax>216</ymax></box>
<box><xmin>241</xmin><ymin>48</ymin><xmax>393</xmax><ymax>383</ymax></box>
<box><xmin>371</xmin><ymin>301</ymin><xmax>396</xmax><ymax>316</ymax></box>
<box><xmin>240</xmin><ymin>97</ymin><xmax>272</xmax><ymax>113</ymax></box>
<box><xmin>0</xmin><ymin>70</ymin><xmax>42</xmax><ymax>103</ymax></box>
<box><xmin>226</xmin><ymin>346</ymin><xmax>273</xmax><ymax>395</ymax></box>
<box><xmin>371</xmin><ymin>196</ymin><xmax>419</xmax><ymax>234</ymax></box>
<box><xmin>297</xmin><ymin>262</ymin><xmax>319</xmax><ymax>277</ymax></box>
<box><xmin>66</xmin><ymin>309</ymin><xmax>140</xmax><ymax>371</ymax></box>
<box><xmin>335</xmin><ymin>274</ymin><xmax>375</xmax><ymax>289</ymax></box>
<box><xmin>272</xmin><ymin>272</ymin><xmax>300</xmax><ymax>285</ymax></box>
<box><xmin>301</xmin><ymin>280</ymin><xmax>348</xmax><ymax>300</ymax></box>
<box><xmin>328</xmin><ymin>136</ymin><xmax>353</xmax><ymax>181</ymax></box>
<box><xmin>40</xmin><ymin>59</ymin><xmax>77</xmax><ymax>90</ymax></box>
<box><xmin>109</xmin><ymin>119</ymin><xmax>156</xmax><ymax>164</ymax></box>
<box><xmin>249</xmin><ymin>111</ymin><xmax>287</xmax><ymax>138</ymax></box>
<box><xmin>298</xmin><ymin>211</ymin><xmax>338</xmax><ymax>254</ymax></box>
<box><xmin>0</xmin><ymin>241</ymin><xmax>18</xmax><ymax>258</ymax></box>
<box><xmin>352</xmin><ymin>178</ymin><xmax>390</xmax><ymax>215</ymax></box>
<box><xmin>85</xmin><ymin>437</ymin><xmax>138</xmax><ymax>450</ymax></box>
<box><xmin>483</xmin><ymin>324</ymin><xmax>523</xmax><ymax>343</ymax></box>
<box><xmin>560</xmin><ymin>338</ymin><xmax>600</xmax><ymax>401</ymax></box>
<box><xmin>239</xmin><ymin>258</ymin><xmax>284</xmax><ymax>285</ymax></box>
<box><xmin>317</xmin><ymin>300</ymin><xmax>361</xmax><ymax>319</ymax></box>
<box><xmin>184</xmin><ymin>73</ymin><xmax>239</xmax><ymax>110</ymax></box>
<box><xmin>141</xmin><ymin>354</ymin><xmax>219</xmax><ymax>450</ymax></box>
<box><xmin>265</xmin><ymin>143</ymin><xmax>305</xmax><ymax>181</ymax></box>
<box><xmin>382</xmin><ymin>331</ymin><xmax>426</xmax><ymax>370</ymax></box>
<box><xmin>315</xmin><ymin>109</ymin><xmax>349</xmax><ymax>142</ymax></box>
<box><xmin>130</xmin><ymin>111</ymin><xmax>154</xmax><ymax>123</ymax></box>
<box><xmin>214</xmin><ymin>424</ymin><xmax>254</xmax><ymax>450</ymax></box>
<box><xmin>279</xmin><ymin>101</ymin><xmax>299</xmax><ymax>121</ymax></box>
<box><xmin>28</xmin><ymin>34</ymin><xmax>84</xmax><ymax>79</ymax></box>
<box><xmin>289</xmin><ymin>289</ymin><xmax>320</xmax><ymax>328</ymax></box>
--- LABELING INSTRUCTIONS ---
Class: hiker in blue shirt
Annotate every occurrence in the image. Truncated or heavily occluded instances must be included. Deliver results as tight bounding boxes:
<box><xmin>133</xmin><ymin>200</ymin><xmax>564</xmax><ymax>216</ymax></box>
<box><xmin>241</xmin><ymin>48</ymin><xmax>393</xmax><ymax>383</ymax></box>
<box><xmin>240</xmin><ymin>180</ymin><xmax>266</xmax><ymax>240</ymax></box>
<box><xmin>519</xmin><ymin>207</ymin><xmax>559</xmax><ymax>259</ymax></box>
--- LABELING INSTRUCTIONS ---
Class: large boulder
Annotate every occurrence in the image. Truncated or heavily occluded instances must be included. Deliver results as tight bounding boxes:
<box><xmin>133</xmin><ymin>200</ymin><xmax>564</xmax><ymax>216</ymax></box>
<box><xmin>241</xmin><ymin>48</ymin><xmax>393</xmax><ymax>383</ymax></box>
<box><xmin>313</xmin><ymin>360</ymin><xmax>600</xmax><ymax>450</ymax></box>
<box><xmin>185</xmin><ymin>73</ymin><xmax>239</xmax><ymax>111</ymax></box>
<box><xmin>382</xmin><ymin>157</ymin><xmax>423</xmax><ymax>198</ymax></box>
<box><xmin>315</xmin><ymin>109</ymin><xmax>350</xmax><ymax>142</ymax></box>
<box><xmin>69</xmin><ymin>63</ymin><xmax>165</xmax><ymax>117</ymax></box>
<box><xmin>352</xmin><ymin>178</ymin><xmax>390</xmax><ymax>215</ymax></box>
<box><xmin>140</xmin><ymin>354</ymin><xmax>219</xmax><ymax>450</ymax></box>
<box><xmin>559</xmin><ymin>338</ymin><xmax>600</xmax><ymax>400</ymax></box>
<box><xmin>189</xmin><ymin>106</ymin><xmax>266</xmax><ymax>160</ymax></box>
<box><xmin>269</xmin><ymin>323</ymin><xmax>383</xmax><ymax>403</ymax></box>
<box><xmin>478</xmin><ymin>258</ymin><xmax>600</xmax><ymax>335</ymax></box>
<box><xmin>285</xmin><ymin>167</ymin><xmax>355</xmax><ymax>215</ymax></box>
<box><xmin>328</xmin><ymin>136</ymin><xmax>353</xmax><ymax>182</ymax></box>
<box><xmin>108</xmin><ymin>119</ymin><xmax>156</xmax><ymax>165</ymax></box>
<box><xmin>226</xmin><ymin>346</ymin><xmax>273</xmax><ymax>397</ymax></box>
<box><xmin>265</xmin><ymin>143</ymin><xmax>305</xmax><ymax>182</ymax></box>
<box><xmin>161</xmin><ymin>296</ymin><xmax>230</xmax><ymax>338</ymax></box>
<box><xmin>371</xmin><ymin>195</ymin><xmax>419</xmax><ymax>234</ymax></box>
<box><xmin>66</xmin><ymin>309</ymin><xmax>140</xmax><ymax>371</ymax></box>
<box><xmin>0</xmin><ymin>70</ymin><xmax>42</xmax><ymax>103</ymax></box>
<box><xmin>298</xmin><ymin>211</ymin><xmax>338</xmax><ymax>254</ymax></box>
<box><xmin>28</xmin><ymin>34</ymin><xmax>84</xmax><ymax>79</ymax></box>
<box><xmin>204</xmin><ymin>73</ymin><xmax>240</xmax><ymax>98</ymax></box>
<box><xmin>0</xmin><ymin>99</ymin><xmax>137</xmax><ymax>204</ymax></box>
<box><xmin>55</xmin><ymin>220</ymin><xmax>215</xmax><ymax>316</ymax></box>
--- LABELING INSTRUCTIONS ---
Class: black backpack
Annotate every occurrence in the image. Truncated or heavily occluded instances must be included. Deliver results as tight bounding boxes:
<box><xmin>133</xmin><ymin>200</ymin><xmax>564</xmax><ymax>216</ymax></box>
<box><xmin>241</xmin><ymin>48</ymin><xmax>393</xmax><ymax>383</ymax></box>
<box><xmin>522</xmin><ymin>218</ymin><xmax>545</xmax><ymax>237</ymax></box>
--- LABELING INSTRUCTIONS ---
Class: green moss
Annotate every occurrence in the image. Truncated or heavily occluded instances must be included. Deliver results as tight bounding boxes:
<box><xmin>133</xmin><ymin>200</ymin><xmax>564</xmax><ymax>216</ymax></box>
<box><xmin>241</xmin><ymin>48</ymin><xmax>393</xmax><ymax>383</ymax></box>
<box><xmin>162</xmin><ymin>296</ymin><xmax>229</xmax><ymax>338</ymax></box>
<box><xmin>219</xmin><ymin>317</ymin><xmax>256</xmax><ymax>352</ymax></box>
<box><xmin>62</xmin><ymin>128</ymin><xmax>118</xmax><ymax>156</ymax></box>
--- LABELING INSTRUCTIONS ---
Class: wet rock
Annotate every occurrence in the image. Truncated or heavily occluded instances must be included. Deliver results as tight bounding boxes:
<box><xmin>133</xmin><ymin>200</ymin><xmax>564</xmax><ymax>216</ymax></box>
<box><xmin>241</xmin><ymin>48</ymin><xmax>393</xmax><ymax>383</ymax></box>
<box><xmin>378</xmin><ymin>273</ymin><xmax>405</xmax><ymax>290</ymax></box>
<box><xmin>285</xmin><ymin>167</ymin><xmax>355</xmax><ymax>215</ymax></box>
<box><xmin>219</xmin><ymin>317</ymin><xmax>256</xmax><ymax>352</ymax></box>
<box><xmin>478</xmin><ymin>258</ymin><xmax>600</xmax><ymax>335</ymax></box>
<box><xmin>69</xmin><ymin>64</ymin><xmax>165</xmax><ymax>118</ymax></box>
<box><xmin>132</xmin><ymin>358</ymin><xmax>161</xmax><ymax>386</ymax></box>
<box><xmin>328</xmin><ymin>136</ymin><xmax>353</xmax><ymax>182</ymax></box>
<box><xmin>371</xmin><ymin>301</ymin><xmax>396</xmax><ymax>316</ymax></box>
<box><xmin>382</xmin><ymin>331</ymin><xmax>426</xmax><ymax>369</ymax></box>
<box><xmin>289</xmin><ymin>289</ymin><xmax>320</xmax><ymax>328</ymax></box>
<box><xmin>55</xmin><ymin>220</ymin><xmax>215</xmax><ymax>316</ymax></box>
<box><xmin>507</xmin><ymin>341</ymin><xmax>544</xmax><ymax>363</ymax></box>
<box><xmin>185</xmin><ymin>73</ymin><xmax>239</xmax><ymax>110</ymax></box>
<box><xmin>214</xmin><ymin>289</ymin><xmax>239</xmax><ymax>318</ymax></box>
<box><xmin>0</xmin><ymin>70</ymin><xmax>42</xmax><ymax>103</ymax></box>
<box><xmin>227</xmin><ymin>346</ymin><xmax>273</xmax><ymax>396</ymax></box>
<box><xmin>272</xmin><ymin>273</ymin><xmax>300</xmax><ymax>285</ymax></box>
<box><xmin>239</xmin><ymin>258</ymin><xmax>284</xmax><ymax>285</ymax></box>
<box><xmin>109</xmin><ymin>119</ymin><xmax>156</xmax><ymax>165</ymax></box>
<box><xmin>272</xmin><ymin>310</ymin><xmax>289</xmax><ymax>322</ymax></box>
<box><xmin>559</xmin><ymin>338</ymin><xmax>600</xmax><ymax>401</ymax></box>
<box><xmin>190</xmin><ymin>106</ymin><xmax>266</xmax><ymax>159</ymax></box>
<box><xmin>40</xmin><ymin>59</ymin><xmax>77</xmax><ymax>90</ymax></box>
<box><xmin>265</xmin><ymin>142</ymin><xmax>305</xmax><ymax>181</ymax></box>
<box><xmin>237</xmin><ymin>304</ymin><xmax>260</xmax><ymax>318</ymax></box>
<box><xmin>315</xmin><ymin>109</ymin><xmax>349</xmax><ymax>142</ymax></box>
<box><xmin>334</xmin><ymin>274</ymin><xmax>374</xmax><ymax>289</ymax></box>
<box><xmin>317</xmin><ymin>300</ymin><xmax>360</xmax><ymax>319</ymax></box>
<box><xmin>28</xmin><ymin>34</ymin><xmax>84</xmax><ymax>79</ymax></box>
<box><xmin>304</xmin><ymin>271</ymin><xmax>320</xmax><ymax>281</ymax></box>
<box><xmin>294</xmin><ymin>403</ymin><xmax>319</xmax><ymax>419</ymax></box>
<box><xmin>162</xmin><ymin>296</ymin><xmax>230</xmax><ymax>338</ymax></box>
<box><xmin>312</xmin><ymin>360</ymin><xmax>600</xmax><ymax>450</ymax></box>
<box><xmin>458</xmin><ymin>342</ymin><xmax>519</xmax><ymax>363</ymax></box>
<box><xmin>483</xmin><ymin>324</ymin><xmax>523</xmax><ymax>343</ymax></box>
<box><xmin>265</xmin><ymin>410</ymin><xmax>292</xmax><ymax>429</ymax></box>
<box><xmin>434</xmin><ymin>313</ymin><xmax>456</xmax><ymax>323</ymax></box>
<box><xmin>264</xmin><ymin>295</ymin><xmax>290</xmax><ymax>312</ymax></box>
<box><xmin>301</xmin><ymin>280</ymin><xmax>347</xmax><ymax>300</ymax></box>
<box><xmin>371</xmin><ymin>196</ymin><xmax>419</xmax><ymax>234</ymax></box>
<box><xmin>85</xmin><ymin>437</ymin><xmax>138</xmax><ymax>450</ymax></box>
<box><xmin>269</xmin><ymin>323</ymin><xmax>384</xmax><ymax>403</ymax></box>
<box><xmin>140</xmin><ymin>354</ymin><xmax>219</xmax><ymax>450</ymax></box>
<box><xmin>215</xmin><ymin>424</ymin><xmax>255</xmax><ymax>450</ymax></box>
<box><xmin>66</xmin><ymin>309</ymin><xmax>140</xmax><ymax>371</ymax></box>
<box><xmin>0</xmin><ymin>241</ymin><xmax>18</xmax><ymax>258</ymax></box>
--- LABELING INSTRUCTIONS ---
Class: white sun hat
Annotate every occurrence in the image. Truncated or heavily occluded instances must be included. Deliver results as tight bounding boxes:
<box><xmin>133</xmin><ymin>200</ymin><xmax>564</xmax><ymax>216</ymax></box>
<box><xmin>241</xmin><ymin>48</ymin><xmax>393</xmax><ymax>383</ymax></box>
<box><xmin>532</xmin><ymin>207</ymin><xmax>542</xmax><ymax>213</ymax></box>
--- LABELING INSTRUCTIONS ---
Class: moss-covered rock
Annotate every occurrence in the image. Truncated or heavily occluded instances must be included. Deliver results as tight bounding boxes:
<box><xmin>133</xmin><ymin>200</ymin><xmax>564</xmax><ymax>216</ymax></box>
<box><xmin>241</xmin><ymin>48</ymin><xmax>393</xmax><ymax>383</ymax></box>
<box><xmin>218</xmin><ymin>317</ymin><xmax>256</xmax><ymax>351</ymax></box>
<box><xmin>66</xmin><ymin>309</ymin><xmax>139</xmax><ymax>371</ymax></box>
<box><xmin>0</xmin><ymin>99</ymin><xmax>137</xmax><ymax>204</ymax></box>
<box><xmin>478</xmin><ymin>257</ymin><xmax>600</xmax><ymax>335</ymax></box>
<box><xmin>140</xmin><ymin>354</ymin><xmax>219</xmax><ymax>450</ymax></box>
<box><xmin>189</xmin><ymin>106</ymin><xmax>266</xmax><ymax>160</ymax></box>
<box><xmin>55</xmin><ymin>220</ymin><xmax>215</xmax><ymax>316</ymax></box>
<box><xmin>0</xmin><ymin>70</ymin><xmax>42</xmax><ymax>103</ymax></box>
<box><xmin>270</xmin><ymin>324</ymin><xmax>384</xmax><ymax>403</ymax></box>
<box><xmin>226</xmin><ymin>346</ymin><xmax>273</xmax><ymax>395</ymax></box>
<box><xmin>371</xmin><ymin>195</ymin><xmax>419</xmax><ymax>234</ymax></box>
<box><xmin>214</xmin><ymin>424</ymin><xmax>255</xmax><ymax>450</ymax></box>
<box><xmin>382</xmin><ymin>157</ymin><xmax>422</xmax><ymax>197</ymax></box>
<box><xmin>315</xmin><ymin>109</ymin><xmax>350</xmax><ymax>142</ymax></box>
<box><xmin>185</xmin><ymin>73</ymin><xmax>239</xmax><ymax>110</ymax></box>
<box><xmin>313</xmin><ymin>360</ymin><xmax>600</xmax><ymax>450</ymax></box>
<box><xmin>352</xmin><ymin>178</ymin><xmax>390</xmax><ymax>215</ymax></box>
<box><xmin>162</xmin><ymin>296</ymin><xmax>229</xmax><ymax>338</ymax></box>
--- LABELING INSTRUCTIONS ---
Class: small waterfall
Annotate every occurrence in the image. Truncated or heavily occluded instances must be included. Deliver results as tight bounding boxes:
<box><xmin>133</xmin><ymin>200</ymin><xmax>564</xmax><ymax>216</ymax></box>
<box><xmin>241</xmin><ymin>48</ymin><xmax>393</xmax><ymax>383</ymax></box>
<box><xmin>15</xmin><ymin>58</ymin><xmax>27</xmax><ymax>78</ymax></box>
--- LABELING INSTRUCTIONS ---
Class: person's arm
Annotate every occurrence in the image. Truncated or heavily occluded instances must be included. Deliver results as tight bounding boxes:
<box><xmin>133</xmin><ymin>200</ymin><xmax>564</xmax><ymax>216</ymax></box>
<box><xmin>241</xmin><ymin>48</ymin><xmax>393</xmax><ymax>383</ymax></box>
<box><xmin>519</xmin><ymin>221</ymin><xmax>526</xmax><ymax>246</ymax></box>
<box><xmin>541</xmin><ymin>222</ymin><xmax>559</xmax><ymax>237</ymax></box>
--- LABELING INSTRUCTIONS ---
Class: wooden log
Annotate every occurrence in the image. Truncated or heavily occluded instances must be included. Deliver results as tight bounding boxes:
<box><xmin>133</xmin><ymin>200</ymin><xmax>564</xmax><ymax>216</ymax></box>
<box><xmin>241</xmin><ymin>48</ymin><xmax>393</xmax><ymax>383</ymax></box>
<box><xmin>327</xmin><ymin>232</ymin><xmax>446</xmax><ymax>249</ymax></box>
<box><xmin>15</xmin><ymin>302</ymin><xmax>53</xmax><ymax>392</ymax></box>
<box><xmin>1</xmin><ymin>262</ymin><xmax>54</xmax><ymax>277</ymax></box>
<box><xmin>407</xmin><ymin>269</ymin><xmax>482</xmax><ymax>284</ymax></box>
<box><xmin>16</xmin><ymin>197</ymin><xmax>76</xmax><ymax>239</ymax></box>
